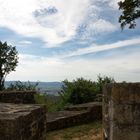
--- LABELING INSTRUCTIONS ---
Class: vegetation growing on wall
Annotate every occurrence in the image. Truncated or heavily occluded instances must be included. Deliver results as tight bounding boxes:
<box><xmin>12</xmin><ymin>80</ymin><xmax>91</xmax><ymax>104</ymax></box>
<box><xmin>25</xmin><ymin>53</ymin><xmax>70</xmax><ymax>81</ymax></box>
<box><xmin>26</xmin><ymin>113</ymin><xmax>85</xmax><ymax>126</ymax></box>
<box><xmin>4</xmin><ymin>76</ymin><xmax>115</xmax><ymax>112</ymax></box>
<box><xmin>33</xmin><ymin>75</ymin><xmax>115</xmax><ymax>112</ymax></box>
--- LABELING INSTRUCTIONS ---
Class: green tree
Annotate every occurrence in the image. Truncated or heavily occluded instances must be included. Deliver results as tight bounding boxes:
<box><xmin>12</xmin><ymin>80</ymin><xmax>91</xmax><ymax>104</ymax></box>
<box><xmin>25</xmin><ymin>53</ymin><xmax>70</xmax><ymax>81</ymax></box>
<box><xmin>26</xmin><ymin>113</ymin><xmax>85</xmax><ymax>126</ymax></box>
<box><xmin>59</xmin><ymin>78</ymin><xmax>98</xmax><ymax>105</ymax></box>
<box><xmin>96</xmin><ymin>74</ymin><xmax>115</xmax><ymax>94</ymax></box>
<box><xmin>59</xmin><ymin>76</ymin><xmax>115</xmax><ymax>105</ymax></box>
<box><xmin>0</xmin><ymin>41</ymin><xmax>18</xmax><ymax>90</ymax></box>
<box><xmin>118</xmin><ymin>0</ymin><xmax>140</xmax><ymax>29</ymax></box>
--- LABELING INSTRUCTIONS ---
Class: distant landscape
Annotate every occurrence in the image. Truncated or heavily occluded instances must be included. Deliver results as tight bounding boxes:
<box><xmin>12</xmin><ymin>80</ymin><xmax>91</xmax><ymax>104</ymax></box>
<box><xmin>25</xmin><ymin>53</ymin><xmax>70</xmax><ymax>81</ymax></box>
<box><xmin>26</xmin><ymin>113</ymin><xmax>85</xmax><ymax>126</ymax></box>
<box><xmin>5</xmin><ymin>81</ymin><xmax>63</xmax><ymax>95</ymax></box>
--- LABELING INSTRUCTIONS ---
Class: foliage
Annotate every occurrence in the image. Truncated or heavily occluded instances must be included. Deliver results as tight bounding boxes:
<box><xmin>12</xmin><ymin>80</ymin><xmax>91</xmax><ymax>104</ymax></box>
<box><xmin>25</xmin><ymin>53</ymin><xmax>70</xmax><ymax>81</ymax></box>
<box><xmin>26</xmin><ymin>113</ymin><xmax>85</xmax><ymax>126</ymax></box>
<box><xmin>96</xmin><ymin>74</ymin><xmax>115</xmax><ymax>94</ymax></box>
<box><xmin>6</xmin><ymin>80</ymin><xmax>62</xmax><ymax>112</ymax></box>
<box><xmin>118</xmin><ymin>0</ymin><xmax>140</xmax><ymax>29</ymax></box>
<box><xmin>34</xmin><ymin>93</ymin><xmax>48</xmax><ymax>104</ymax></box>
<box><xmin>34</xmin><ymin>93</ymin><xmax>62</xmax><ymax>112</ymax></box>
<box><xmin>0</xmin><ymin>41</ymin><xmax>18</xmax><ymax>90</ymax></box>
<box><xmin>6</xmin><ymin>81</ymin><xmax>39</xmax><ymax>91</ymax></box>
<box><xmin>59</xmin><ymin>76</ymin><xmax>115</xmax><ymax>105</ymax></box>
<box><xmin>59</xmin><ymin>78</ymin><xmax>99</xmax><ymax>105</ymax></box>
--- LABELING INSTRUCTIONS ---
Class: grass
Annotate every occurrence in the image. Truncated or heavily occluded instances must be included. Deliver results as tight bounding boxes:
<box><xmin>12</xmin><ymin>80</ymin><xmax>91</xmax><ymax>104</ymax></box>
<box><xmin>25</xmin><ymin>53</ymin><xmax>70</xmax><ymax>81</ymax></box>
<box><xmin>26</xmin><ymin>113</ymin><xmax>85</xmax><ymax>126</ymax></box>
<box><xmin>34</xmin><ymin>94</ymin><xmax>63</xmax><ymax>112</ymax></box>
<box><xmin>46</xmin><ymin>121</ymin><xmax>102</xmax><ymax>140</ymax></box>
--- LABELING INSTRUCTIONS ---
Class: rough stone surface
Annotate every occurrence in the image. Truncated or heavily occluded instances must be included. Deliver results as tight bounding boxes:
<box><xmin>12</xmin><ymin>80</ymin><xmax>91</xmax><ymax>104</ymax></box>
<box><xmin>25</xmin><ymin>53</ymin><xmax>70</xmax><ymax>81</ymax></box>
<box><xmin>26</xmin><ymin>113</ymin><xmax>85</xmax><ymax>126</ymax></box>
<box><xmin>103</xmin><ymin>83</ymin><xmax>140</xmax><ymax>140</ymax></box>
<box><xmin>0</xmin><ymin>91</ymin><xmax>36</xmax><ymax>104</ymax></box>
<box><xmin>47</xmin><ymin>102</ymin><xmax>102</xmax><ymax>131</ymax></box>
<box><xmin>64</xmin><ymin>102</ymin><xmax>101</xmax><ymax>111</ymax></box>
<box><xmin>0</xmin><ymin>103</ymin><xmax>47</xmax><ymax>140</ymax></box>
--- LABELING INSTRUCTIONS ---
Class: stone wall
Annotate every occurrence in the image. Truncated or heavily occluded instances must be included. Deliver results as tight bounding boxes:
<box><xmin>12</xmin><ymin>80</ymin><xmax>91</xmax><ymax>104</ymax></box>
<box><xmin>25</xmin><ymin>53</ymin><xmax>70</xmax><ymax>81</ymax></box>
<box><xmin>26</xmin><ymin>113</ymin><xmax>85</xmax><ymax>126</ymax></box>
<box><xmin>47</xmin><ymin>102</ymin><xmax>102</xmax><ymax>131</ymax></box>
<box><xmin>0</xmin><ymin>91</ymin><xmax>36</xmax><ymax>104</ymax></box>
<box><xmin>103</xmin><ymin>83</ymin><xmax>140</xmax><ymax>140</ymax></box>
<box><xmin>0</xmin><ymin>103</ymin><xmax>47</xmax><ymax>140</ymax></box>
<box><xmin>65</xmin><ymin>102</ymin><xmax>101</xmax><ymax>111</ymax></box>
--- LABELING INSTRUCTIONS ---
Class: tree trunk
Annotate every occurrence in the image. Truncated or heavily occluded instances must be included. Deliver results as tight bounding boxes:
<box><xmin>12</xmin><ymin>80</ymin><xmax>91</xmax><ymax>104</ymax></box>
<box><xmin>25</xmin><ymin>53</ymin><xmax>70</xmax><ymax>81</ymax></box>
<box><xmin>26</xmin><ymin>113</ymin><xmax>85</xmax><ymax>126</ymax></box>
<box><xmin>0</xmin><ymin>75</ymin><xmax>5</xmax><ymax>90</ymax></box>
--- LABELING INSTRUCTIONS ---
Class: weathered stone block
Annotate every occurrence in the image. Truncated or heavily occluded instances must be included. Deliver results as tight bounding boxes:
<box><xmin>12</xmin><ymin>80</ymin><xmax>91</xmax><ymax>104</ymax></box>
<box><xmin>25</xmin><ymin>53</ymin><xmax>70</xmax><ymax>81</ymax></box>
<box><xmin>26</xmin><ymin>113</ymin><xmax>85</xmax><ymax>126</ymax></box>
<box><xmin>111</xmin><ymin>83</ymin><xmax>140</xmax><ymax>103</ymax></box>
<box><xmin>103</xmin><ymin>83</ymin><xmax>140</xmax><ymax>140</ymax></box>
<box><xmin>0</xmin><ymin>103</ymin><xmax>47</xmax><ymax>140</ymax></box>
<box><xmin>112</xmin><ymin>124</ymin><xmax>140</xmax><ymax>140</ymax></box>
<box><xmin>0</xmin><ymin>91</ymin><xmax>36</xmax><ymax>104</ymax></box>
<box><xmin>113</xmin><ymin>104</ymin><xmax>133</xmax><ymax>124</ymax></box>
<box><xmin>133</xmin><ymin>103</ymin><xmax>140</xmax><ymax>125</ymax></box>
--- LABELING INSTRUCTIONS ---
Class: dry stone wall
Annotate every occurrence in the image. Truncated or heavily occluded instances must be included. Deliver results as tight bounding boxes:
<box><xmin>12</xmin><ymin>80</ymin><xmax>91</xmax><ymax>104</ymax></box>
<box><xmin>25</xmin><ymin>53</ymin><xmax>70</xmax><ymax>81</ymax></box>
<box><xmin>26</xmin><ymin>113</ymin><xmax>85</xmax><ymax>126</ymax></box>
<box><xmin>47</xmin><ymin>102</ymin><xmax>102</xmax><ymax>131</ymax></box>
<box><xmin>103</xmin><ymin>83</ymin><xmax>140</xmax><ymax>140</ymax></box>
<box><xmin>65</xmin><ymin>102</ymin><xmax>101</xmax><ymax>111</ymax></box>
<box><xmin>0</xmin><ymin>91</ymin><xmax>36</xmax><ymax>104</ymax></box>
<box><xmin>0</xmin><ymin>103</ymin><xmax>47</xmax><ymax>140</ymax></box>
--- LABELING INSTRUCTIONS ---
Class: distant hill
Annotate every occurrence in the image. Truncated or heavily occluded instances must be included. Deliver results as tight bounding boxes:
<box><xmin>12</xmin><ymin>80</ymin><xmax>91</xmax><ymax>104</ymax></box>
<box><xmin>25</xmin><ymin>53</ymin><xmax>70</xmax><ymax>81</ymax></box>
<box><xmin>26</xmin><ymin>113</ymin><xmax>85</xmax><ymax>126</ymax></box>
<box><xmin>5</xmin><ymin>81</ymin><xmax>63</xmax><ymax>95</ymax></box>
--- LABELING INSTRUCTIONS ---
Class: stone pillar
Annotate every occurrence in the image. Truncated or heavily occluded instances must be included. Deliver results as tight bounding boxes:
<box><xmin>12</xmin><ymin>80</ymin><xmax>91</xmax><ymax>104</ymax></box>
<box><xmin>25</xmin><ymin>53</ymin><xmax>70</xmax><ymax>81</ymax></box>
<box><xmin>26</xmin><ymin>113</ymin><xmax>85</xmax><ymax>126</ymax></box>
<box><xmin>103</xmin><ymin>83</ymin><xmax>140</xmax><ymax>140</ymax></box>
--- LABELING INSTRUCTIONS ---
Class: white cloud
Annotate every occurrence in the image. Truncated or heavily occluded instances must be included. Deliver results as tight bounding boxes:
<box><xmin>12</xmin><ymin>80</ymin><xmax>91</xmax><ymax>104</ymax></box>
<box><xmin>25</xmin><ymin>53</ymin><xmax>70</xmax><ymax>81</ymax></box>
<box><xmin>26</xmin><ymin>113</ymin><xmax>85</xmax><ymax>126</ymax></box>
<box><xmin>7</xmin><ymin>51</ymin><xmax>140</xmax><ymax>82</ymax></box>
<box><xmin>93</xmin><ymin>19</ymin><xmax>117</xmax><ymax>33</ymax></box>
<box><xmin>2</xmin><ymin>0</ymin><xmax>139</xmax><ymax>82</ymax></box>
<box><xmin>0</xmin><ymin>0</ymin><xmax>90</xmax><ymax>46</ymax></box>
<box><xmin>83</xmin><ymin>19</ymin><xmax>117</xmax><ymax>38</ymax></box>
<box><xmin>59</xmin><ymin>37</ymin><xmax>140</xmax><ymax>58</ymax></box>
<box><xmin>18</xmin><ymin>40</ymin><xmax>32</xmax><ymax>45</ymax></box>
<box><xmin>109</xmin><ymin>0</ymin><xmax>120</xmax><ymax>9</ymax></box>
<box><xmin>0</xmin><ymin>0</ymin><xmax>118</xmax><ymax>47</ymax></box>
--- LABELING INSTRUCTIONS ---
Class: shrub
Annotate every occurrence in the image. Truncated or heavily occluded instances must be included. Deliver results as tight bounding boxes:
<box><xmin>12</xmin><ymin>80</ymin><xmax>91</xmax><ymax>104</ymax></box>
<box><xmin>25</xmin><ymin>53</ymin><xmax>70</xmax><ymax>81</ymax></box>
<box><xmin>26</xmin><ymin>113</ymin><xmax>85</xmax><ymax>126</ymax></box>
<box><xmin>34</xmin><ymin>93</ymin><xmax>63</xmax><ymax>112</ymax></box>
<box><xmin>59</xmin><ymin>75</ymin><xmax>115</xmax><ymax>105</ymax></box>
<box><xmin>96</xmin><ymin>74</ymin><xmax>115</xmax><ymax>94</ymax></box>
<box><xmin>59</xmin><ymin>78</ymin><xmax>98</xmax><ymax>105</ymax></box>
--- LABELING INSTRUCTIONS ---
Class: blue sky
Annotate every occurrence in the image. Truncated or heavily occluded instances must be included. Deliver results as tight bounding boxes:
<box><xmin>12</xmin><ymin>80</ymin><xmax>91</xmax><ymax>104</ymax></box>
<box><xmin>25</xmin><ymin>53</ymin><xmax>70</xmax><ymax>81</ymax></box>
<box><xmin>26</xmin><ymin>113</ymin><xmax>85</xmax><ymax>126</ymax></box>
<box><xmin>0</xmin><ymin>0</ymin><xmax>140</xmax><ymax>82</ymax></box>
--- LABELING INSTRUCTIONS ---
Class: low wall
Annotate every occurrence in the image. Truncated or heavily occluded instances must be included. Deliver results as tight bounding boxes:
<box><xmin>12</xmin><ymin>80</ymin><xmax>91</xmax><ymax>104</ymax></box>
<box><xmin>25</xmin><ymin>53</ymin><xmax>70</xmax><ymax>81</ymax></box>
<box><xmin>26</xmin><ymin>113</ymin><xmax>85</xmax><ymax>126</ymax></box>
<box><xmin>47</xmin><ymin>103</ymin><xmax>102</xmax><ymax>131</ymax></box>
<box><xmin>65</xmin><ymin>102</ymin><xmax>102</xmax><ymax>111</ymax></box>
<box><xmin>0</xmin><ymin>91</ymin><xmax>36</xmax><ymax>104</ymax></box>
<box><xmin>103</xmin><ymin>83</ymin><xmax>140</xmax><ymax>140</ymax></box>
<box><xmin>0</xmin><ymin>103</ymin><xmax>47</xmax><ymax>140</ymax></box>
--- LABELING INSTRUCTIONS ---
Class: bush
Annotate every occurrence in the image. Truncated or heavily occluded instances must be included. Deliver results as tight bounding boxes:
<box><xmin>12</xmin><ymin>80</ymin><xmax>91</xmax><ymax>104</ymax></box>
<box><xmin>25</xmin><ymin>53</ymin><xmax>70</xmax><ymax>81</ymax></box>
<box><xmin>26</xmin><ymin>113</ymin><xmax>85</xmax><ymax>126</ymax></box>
<box><xmin>96</xmin><ymin>74</ymin><xmax>115</xmax><ymax>94</ymax></box>
<box><xmin>59</xmin><ymin>75</ymin><xmax>115</xmax><ymax>105</ymax></box>
<box><xmin>59</xmin><ymin>78</ymin><xmax>98</xmax><ymax>105</ymax></box>
<box><xmin>34</xmin><ymin>93</ymin><xmax>63</xmax><ymax>112</ymax></box>
<box><xmin>6</xmin><ymin>81</ymin><xmax>62</xmax><ymax>112</ymax></box>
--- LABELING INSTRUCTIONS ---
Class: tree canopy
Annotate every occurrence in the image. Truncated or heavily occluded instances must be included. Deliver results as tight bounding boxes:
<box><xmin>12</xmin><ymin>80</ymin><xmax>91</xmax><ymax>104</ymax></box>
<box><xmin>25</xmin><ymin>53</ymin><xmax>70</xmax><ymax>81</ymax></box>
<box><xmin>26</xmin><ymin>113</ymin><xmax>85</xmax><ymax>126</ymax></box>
<box><xmin>118</xmin><ymin>0</ymin><xmax>140</xmax><ymax>29</ymax></box>
<box><xmin>60</xmin><ymin>78</ymin><xmax>98</xmax><ymax>105</ymax></box>
<box><xmin>0</xmin><ymin>41</ymin><xmax>18</xmax><ymax>90</ymax></box>
<box><xmin>59</xmin><ymin>76</ymin><xmax>115</xmax><ymax>105</ymax></box>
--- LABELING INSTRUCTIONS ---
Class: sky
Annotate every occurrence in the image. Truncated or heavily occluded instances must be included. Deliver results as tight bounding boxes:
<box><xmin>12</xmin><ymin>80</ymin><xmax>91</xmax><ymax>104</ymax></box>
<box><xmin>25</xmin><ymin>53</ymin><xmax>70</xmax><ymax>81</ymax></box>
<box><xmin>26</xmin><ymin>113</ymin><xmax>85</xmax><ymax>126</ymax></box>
<box><xmin>0</xmin><ymin>0</ymin><xmax>140</xmax><ymax>82</ymax></box>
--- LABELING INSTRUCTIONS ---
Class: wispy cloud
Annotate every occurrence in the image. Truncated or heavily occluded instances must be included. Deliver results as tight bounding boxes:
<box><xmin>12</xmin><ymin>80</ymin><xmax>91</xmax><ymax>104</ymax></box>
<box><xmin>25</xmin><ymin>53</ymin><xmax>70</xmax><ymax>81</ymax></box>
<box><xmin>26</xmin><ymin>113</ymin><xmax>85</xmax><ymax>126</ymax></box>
<box><xmin>7</xmin><ymin>50</ymin><xmax>140</xmax><ymax>82</ymax></box>
<box><xmin>0</xmin><ymin>0</ymin><xmax>89</xmax><ymax>46</ymax></box>
<box><xmin>59</xmin><ymin>37</ymin><xmax>140</xmax><ymax>58</ymax></box>
<box><xmin>18</xmin><ymin>40</ymin><xmax>32</xmax><ymax>45</ymax></box>
<box><xmin>0</xmin><ymin>0</ymin><xmax>119</xmax><ymax>47</ymax></box>
<box><xmin>1</xmin><ymin>0</ymin><xmax>140</xmax><ymax>82</ymax></box>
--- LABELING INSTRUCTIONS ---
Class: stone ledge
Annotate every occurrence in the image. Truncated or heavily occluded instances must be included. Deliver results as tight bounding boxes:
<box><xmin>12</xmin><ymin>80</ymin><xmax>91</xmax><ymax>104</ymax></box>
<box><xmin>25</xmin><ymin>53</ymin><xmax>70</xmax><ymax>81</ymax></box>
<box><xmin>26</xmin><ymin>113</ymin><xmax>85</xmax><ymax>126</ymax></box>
<box><xmin>64</xmin><ymin>102</ymin><xmax>102</xmax><ymax>111</ymax></box>
<box><xmin>0</xmin><ymin>91</ymin><xmax>36</xmax><ymax>104</ymax></box>
<box><xmin>104</xmin><ymin>83</ymin><xmax>140</xmax><ymax>103</ymax></box>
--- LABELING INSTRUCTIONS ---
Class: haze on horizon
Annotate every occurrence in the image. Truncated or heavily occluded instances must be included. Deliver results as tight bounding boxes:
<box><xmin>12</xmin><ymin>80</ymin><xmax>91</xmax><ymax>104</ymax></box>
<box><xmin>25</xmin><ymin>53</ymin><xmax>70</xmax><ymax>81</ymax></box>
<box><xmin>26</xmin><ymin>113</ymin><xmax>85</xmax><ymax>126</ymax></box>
<box><xmin>0</xmin><ymin>0</ymin><xmax>140</xmax><ymax>82</ymax></box>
